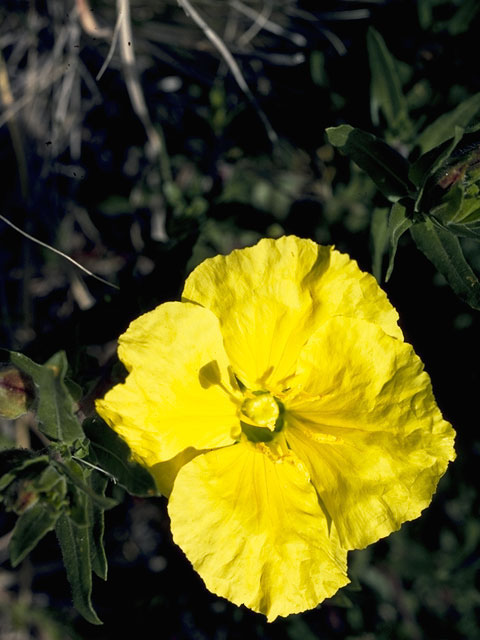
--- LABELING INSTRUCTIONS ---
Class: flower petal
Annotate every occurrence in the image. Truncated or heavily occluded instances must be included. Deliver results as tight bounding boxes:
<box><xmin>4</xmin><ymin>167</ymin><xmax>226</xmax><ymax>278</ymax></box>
<box><xmin>168</xmin><ymin>441</ymin><xmax>349</xmax><ymax>621</ymax></box>
<box><xmin>285</xmin><ymin>316</ymin><xmax>455</xmax><ymax>550</ymax></box>
<box><xmin>150</xmin><ymin>447</ymin><xmax>202</xmax><ymax>497</ymax></box>
<box><xmin>96</xmin><ymin>302</ymin><xmax>240</xmax><ymax>469</ymax></box>
<box><xmin>182</xmin><ymin>236</ymin><xmax>402</xmax><ymax>390</ymax></box>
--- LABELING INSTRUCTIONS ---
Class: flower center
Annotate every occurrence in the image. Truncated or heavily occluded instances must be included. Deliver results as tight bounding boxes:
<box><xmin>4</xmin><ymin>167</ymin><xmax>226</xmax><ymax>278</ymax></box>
<box><xmin>240</xmin><ymin>393</ymin><xmax>281</xmax><ymax>432</ymax></box>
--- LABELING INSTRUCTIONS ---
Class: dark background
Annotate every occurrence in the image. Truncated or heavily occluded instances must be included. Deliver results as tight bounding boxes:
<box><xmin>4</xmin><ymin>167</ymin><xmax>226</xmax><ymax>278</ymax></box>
<box><xmin>0</xmin><ymin>1</ymin><xmax>479</xmax><ymax>638</ymax></box>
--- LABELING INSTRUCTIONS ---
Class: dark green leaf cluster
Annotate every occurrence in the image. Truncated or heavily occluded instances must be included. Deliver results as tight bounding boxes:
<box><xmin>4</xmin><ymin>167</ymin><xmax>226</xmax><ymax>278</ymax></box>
<box><xmin>326</xmin><ymin>28</ymin><xmax>480</xmax><ymax>310</ymax></box>
<box><xmin>0</xmin><ymin>349</ymin><xmax>157</xmax><ymax>624</ymax></box>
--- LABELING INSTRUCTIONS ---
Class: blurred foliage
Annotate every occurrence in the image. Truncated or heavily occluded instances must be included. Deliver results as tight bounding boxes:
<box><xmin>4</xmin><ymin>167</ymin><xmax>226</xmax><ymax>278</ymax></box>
<box><xmin>1</xmin><ymin>0</ymin><xmax>480</xmax><ymax>638</ymax></box>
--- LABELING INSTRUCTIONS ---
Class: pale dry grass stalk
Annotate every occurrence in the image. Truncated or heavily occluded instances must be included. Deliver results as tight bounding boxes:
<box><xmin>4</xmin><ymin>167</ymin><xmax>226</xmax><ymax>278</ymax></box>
<box><xmin>231</xmin><ymin>0</ymin><xmax>306</xmax><ymax>47</ymax></box>
<box><xmin>0</xmin><ymin>215</ymin><xmax>120</xmax><ymax>290</ymax></box>
<box><xmin>76</xmin><ymin>0</ymin><xmax>111</xmax><ymax>38</ymax></box>
<box><xmin>116</xmin><ymin>0</ymin><xmax>163</xmax><ymax>162</ymax></box>
<box><xmin>176</xmin><ymin>0</ymin><xmax>278</xmax><ymax>144</ymax></box>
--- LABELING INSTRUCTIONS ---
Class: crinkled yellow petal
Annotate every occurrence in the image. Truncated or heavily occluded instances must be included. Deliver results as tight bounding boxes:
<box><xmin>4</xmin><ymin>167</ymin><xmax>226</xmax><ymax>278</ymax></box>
<box><xmin>182</xmin><ymin>236</ymin><xmax>402</xmax><ymax>390</ymax></box>
<box><xmin>285</xmin><ymin>316</ymin><xmax>455</xmax><ymax>551</ymax></box>
<box><xmin>168</xmin><ymin>441</ymin><xmax>349</xmax><ymax>621</ymax></box>
<box><xmin>95</xmin><ymin>302</ymin><xmax>240</xmax><ymax>470</ymax></box>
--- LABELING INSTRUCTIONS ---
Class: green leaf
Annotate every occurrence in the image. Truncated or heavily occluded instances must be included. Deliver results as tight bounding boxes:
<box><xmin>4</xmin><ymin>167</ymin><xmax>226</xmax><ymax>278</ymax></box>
<box><xmin>64</xmin><ymin>378</ymin><xmax>83</xmax><ymax>403</ymax></box>
<box><xmin>1</xmin><ymin>456</ymin><xmax>68</xmax><ymax>517</ymax></box>
<box><xmin>430</xmin><ymin>182</ymin><xmax>480</xmax><ymax>240</ymax></box>
<box><xmin>4</xmin><ymin>350</ymin><xmax>84</xmax><ymax>445</ymax></box>
<box><xmin>367</xmin><ymin>28</ymin><xmax>411</xmax><ymax>138</ymax></box>
<box><xmin>0</xmin><ymin>448</ymin><xmax>37</xmax><ymax>479</ymax></box>
<box><xmin>34</xmin><ymin>465</ymin><xmax>68</xmax><ymax>497</ymax></box>
<box><xmin>386</xmin><ymin>202</ymin><xmax>413</xmax><ymax>281</ymax></box>
<box><xmin>409</xmin><ymin>128</ymin><xmax>464</xmax><ymax>189</ymax></box>
<box><xmin>414</xmin><ymin>133</ymin><xmax>480</xmax><ymax>216</ymax></box>
<box><xmin>442</xmin><ymin>223</ymin><xmax>480</xmax><ymax>241</ymax></box>
<box><xmin>87</xmin><ymin>474</ymin><xmax>109</xmax><ymax>580</ymax></box>
<box><xmin>411</xmin><ymin>219</ymin><xmax>480</xmax><ymax>309</ymax></box>
<box><xmin>55</xmin><ymin>513</ymin><xmax>102</xmax><ymax>625</ymax></box>
<box><xmin>326</xmin><ymin>125</ymin><xmax>413</xmax><ymax>200</ymax></box>
<box><xmin>370</xmin><ymin>207</ymin><xmax>389</xmax><ymax>282</ymax></box>
<box><xmin>456</xmin><ymin>205</ymin><xmax>480</xmax><ymax>225</ymax></box>
<box><xmin>83</xmin><ymin>416</ymin><xmax>157</xmax><ymax>497</ymax></box>
<box><xmin>431</xmin><ymin>183</ymin><xmax>465</xmax><ymax>224</ymax></box>
<box><xmin>416</xmin><ymin>93</ymin><xmax>480</xmax><ymax>154</ymax></box>
<box><xmin>9</xmin><ymin>502</ymin><xmax>60</xmax><ymax>567</ymax></box>
<box><xmin>0</xmin><ymin>451</ymin><xmax>49</xmax><ymax>495</ymax></box>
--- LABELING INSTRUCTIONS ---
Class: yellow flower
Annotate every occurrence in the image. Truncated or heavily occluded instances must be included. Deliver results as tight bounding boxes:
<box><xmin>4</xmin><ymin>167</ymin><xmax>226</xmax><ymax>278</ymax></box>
<box><xmin>96</xmin><ymin>236</ymin><xmax>455</xmax><ymax>621</ymax></box>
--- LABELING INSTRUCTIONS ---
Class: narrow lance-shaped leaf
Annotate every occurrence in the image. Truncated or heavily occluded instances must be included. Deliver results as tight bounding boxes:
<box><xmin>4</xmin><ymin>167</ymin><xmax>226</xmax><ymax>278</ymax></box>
<box><xmin>9</xmin><ymin>501</ymin><xmax>61</xmax><ymax>567</ymax></box>
<box><xmin>55</xmin><ymin>512</ymin><xmax>102</xmax><ymax>625</ymax></box>
<box><xmin>367</xmin><ymin>27</ymin><xmax>411</xmax><ymax>138</ymax></box>
<box><xmin>411</xmin><ymin>218</ymin><xmax>480</xmax><ymax>310</ymax></box>
<box><xmin>386</xmin><ymin>202</ymin><xmax>413</xmax><ymax>281</ymax></box>
<box><xmin>452</xmin><ymin>185</ymin><xmax>480</xmax><ymax>224</ymax></box>
<box><xmin>326</xmin><ymin>125</ymin><xmax>413</xmax><ymax>201</ymax></box>
<box><xmin>444</xmin><ymin>224</ymin><xmax>480</xmax><ymax>241</ymax></box>
<box><xmin>416</xmin><ymin>92</ymin><xmax>480</xmax><ymax>154</ymax></box>
<box><xmin>87</xmin><ymin>473</ymin><xmax>109</xmax><ymax>580</ymax></box>
<box><xmin>459</xmin><ymin>208</ymin><xmax>480</xmax><ymax>224</ymax></box>
<box><xmin>370</xmin><ymin>207</ymin><xmax>389</xmax><ymax>283</ymax></box>
<box><xmin>6</xmin><ymin>464</ymin><xmax>67</xmax><ymax>565</ymax></box>
<box><xmin>83</xmin><ymin>416</ymin><xmax>157</xmax><ymax>497</ymax></box>
<box><xmin>6</xmin><ymin>350</ymin><xmax>84</xmax><ymax>444</ymax></box>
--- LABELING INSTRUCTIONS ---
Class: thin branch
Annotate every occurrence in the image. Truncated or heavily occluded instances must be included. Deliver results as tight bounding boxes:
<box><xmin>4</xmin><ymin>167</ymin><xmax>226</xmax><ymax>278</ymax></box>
<box><xmin>0</xmin><ymin>215</ymin><xmax>120</xmax><ymax>290</ymax></box>
<box><xmin>176</xmin><ymin>0</ymin><xmax>278</xmax><ymax>145</ymax></box>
